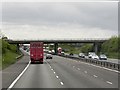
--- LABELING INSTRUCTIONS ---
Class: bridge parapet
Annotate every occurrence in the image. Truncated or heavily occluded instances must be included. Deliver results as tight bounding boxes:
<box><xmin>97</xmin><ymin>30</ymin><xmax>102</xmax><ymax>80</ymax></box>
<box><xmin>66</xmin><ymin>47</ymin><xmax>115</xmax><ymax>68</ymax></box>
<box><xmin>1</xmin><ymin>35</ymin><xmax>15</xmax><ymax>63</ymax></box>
<box><xmin>6</xmin><ymin>38</ymin><xmax>109</xmax><ymax>44</ymax></box>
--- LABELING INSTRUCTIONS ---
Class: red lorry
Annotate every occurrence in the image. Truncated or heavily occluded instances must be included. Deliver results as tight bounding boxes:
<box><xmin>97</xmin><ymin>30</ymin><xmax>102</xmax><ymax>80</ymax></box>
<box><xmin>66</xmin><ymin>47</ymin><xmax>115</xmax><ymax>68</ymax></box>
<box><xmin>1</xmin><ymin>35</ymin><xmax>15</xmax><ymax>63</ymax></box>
<box><xmin>30</xmin><ymin>42</ymin><xmax>43</xmax><ymax>64</ymax></box>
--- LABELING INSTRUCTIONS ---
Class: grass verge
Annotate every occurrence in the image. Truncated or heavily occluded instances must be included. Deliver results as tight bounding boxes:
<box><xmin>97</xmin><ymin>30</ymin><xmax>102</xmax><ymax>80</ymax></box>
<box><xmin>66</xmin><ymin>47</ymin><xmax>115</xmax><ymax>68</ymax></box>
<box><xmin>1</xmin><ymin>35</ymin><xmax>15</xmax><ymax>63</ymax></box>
<box><xmin>2</xmin><ymin>50</ymin><xmax>21</xmax><ymax>69</ymax></box>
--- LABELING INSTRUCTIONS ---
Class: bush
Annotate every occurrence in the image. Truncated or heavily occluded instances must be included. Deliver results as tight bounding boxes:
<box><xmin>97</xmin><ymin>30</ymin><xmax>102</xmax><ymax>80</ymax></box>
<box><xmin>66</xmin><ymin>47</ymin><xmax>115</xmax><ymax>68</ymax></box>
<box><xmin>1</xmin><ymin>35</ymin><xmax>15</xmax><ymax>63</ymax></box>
<box><xmin>80</xmin><ymin>44</ymin><xmax>93</xmax><ymax>53</ymax></box>
<box><xmin>101</xmin><ymin>36</ymin><xmax>119</xmax><ymax>59</ymax></box>
<box><xmin>2</xmin><ymin>39</ymin><xmax>17</xmax><ymax>54</ymax></box>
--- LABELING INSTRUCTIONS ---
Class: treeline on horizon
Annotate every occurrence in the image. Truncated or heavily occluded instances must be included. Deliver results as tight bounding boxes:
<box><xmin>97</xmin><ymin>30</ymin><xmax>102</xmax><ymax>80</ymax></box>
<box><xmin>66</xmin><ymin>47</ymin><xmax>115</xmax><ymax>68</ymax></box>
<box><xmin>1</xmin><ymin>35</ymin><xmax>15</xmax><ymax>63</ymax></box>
<box><xmin>1</xmin><ymin>35</ymin><xmax>120</xmax><ymax>60</ymax></box>
<box><xmin>79</xmin><ymin>36</ymin><xmax>119</xmax><ymax>59</ymax></box>
<box><xmin>101</xmin><ymin>36</ymin><xmax>120</xmax><ymax>59</ymax></box>
<box><xmin>58</xmin><ymin>36</ymin><xmax>119</xmax><ymax>59</ymax></box>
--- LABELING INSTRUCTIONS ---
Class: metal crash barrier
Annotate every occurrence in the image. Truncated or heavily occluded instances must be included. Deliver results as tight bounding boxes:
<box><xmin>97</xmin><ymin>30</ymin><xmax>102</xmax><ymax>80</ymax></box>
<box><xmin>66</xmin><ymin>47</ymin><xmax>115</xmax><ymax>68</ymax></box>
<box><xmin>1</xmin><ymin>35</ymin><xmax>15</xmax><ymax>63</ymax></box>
<box><xmin>59</xmin><ymin>54</ymin><xmax>120</xmax><ymax>71</ymax></box>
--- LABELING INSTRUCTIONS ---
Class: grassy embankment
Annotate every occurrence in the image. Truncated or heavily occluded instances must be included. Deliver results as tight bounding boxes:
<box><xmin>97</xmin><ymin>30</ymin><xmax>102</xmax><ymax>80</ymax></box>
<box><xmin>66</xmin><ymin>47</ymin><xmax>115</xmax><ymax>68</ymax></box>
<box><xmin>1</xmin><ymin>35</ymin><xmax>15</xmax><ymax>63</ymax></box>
<box><xmin>1</xmin><ymin>39</ymin><xmax>22</xmax><ymax>70</ymax></box>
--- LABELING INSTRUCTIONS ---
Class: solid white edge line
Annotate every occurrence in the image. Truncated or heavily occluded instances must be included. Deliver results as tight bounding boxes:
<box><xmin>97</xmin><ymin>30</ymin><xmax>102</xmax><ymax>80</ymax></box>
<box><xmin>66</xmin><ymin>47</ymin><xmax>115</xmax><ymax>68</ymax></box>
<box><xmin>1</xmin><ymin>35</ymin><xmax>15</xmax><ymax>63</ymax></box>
<box><xmin>7</xmin><ymin>61</ymin><xmax>31</xmax><ymax>89</ymax></box>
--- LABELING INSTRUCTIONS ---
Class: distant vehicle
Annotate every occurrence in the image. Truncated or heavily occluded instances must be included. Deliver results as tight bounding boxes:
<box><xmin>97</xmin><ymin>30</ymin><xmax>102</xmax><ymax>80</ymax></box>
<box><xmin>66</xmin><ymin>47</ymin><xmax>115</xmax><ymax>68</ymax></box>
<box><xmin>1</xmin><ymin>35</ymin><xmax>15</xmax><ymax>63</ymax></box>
<box><xmin>30</xmin><ymin>42</ymin><xmax>43</xmax><ymax>64</ymax></box>
<box><xmin>69</xmin><ymin>53</ymin><xmax>73</xmax><ymax>56</ymax></box>
<box><xmin>78</xmin><ymin>53</ymin><xmax>85</xmax><ymax>58</ymax></box>
<box><xmin>23</xmin><ymin>46</ymin><xmax>28</xmax><ymax>50</ymax></box>
<box><xmin>46</xmin><ymin>54</ymin><xmax>53</xmax><ymax>59</ymax></box>
<box><xmin>51</xmin><ymin>50</ymin><xmax>55</xmax><ymax>55</ymax></box>
<box><xmin>57</xmin><ymin>47</ymin><xmax>62</xmax><ymax>55</ymax></box>
<box><xmin>64</xmin><ymin>53</ymin><xmax>69</xmax><ymax>56</ymax></box>
<box><xmin>88</xmin><ymin>52</ymin><xmax>96</xmax><ymax>58</ymax></box>
<box><xmin>61</xmin><ymin>51</ymin><xmax>65</xmax><ymax>55</ymax></box>
<box><xmin>48</xmin><ymin>50</ymin><xmax>52</xmax><ymax>54</ymax></box>
<box><xmin>91</xmin><ymin>54</ymin><xmax>99</xmax><ymax>60</ymax></box>
<box><xmin>99</xmin><ymin>54</ymin><xmax>107</xmax><ymax>60</ymax></box>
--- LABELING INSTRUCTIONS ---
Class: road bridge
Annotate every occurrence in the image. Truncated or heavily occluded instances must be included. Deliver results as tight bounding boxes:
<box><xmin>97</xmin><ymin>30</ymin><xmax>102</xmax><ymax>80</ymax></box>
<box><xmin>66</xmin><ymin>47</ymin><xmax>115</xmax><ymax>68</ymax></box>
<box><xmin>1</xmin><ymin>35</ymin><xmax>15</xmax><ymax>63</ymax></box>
<box><xmin>6</xmin><ymin>38</ymin><xmax>109</xmax><ymax>54</ymax></box>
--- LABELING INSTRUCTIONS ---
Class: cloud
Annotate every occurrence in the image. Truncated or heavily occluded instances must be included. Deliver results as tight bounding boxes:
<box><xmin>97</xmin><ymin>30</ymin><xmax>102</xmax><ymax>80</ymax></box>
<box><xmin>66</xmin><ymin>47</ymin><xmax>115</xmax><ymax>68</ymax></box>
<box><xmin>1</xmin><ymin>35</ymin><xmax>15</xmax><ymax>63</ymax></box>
<box><xmin>2</xmin><ymin>24</ymin><xmax>117</xmax><ymax>40</ymax></box>
<box><xmin>1</xmin><ymin>2</ymin><xmax>118</xmax><ymax>39</ymax></box>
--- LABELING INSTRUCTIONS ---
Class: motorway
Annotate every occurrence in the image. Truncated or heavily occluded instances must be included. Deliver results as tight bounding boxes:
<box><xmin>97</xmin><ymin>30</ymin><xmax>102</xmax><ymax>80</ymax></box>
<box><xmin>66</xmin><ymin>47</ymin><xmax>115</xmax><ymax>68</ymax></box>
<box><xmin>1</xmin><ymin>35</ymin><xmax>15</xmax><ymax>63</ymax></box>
<box><xmin>11</xmin><ymin>51</ymin><xmax>118</xmax><ymax>88</ymax></box>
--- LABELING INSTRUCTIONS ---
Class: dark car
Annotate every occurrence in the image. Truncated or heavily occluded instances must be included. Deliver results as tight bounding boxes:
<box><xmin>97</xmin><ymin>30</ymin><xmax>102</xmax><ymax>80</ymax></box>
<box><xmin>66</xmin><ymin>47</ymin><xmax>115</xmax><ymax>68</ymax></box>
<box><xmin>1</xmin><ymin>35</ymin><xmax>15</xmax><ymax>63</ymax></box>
<box><xmin>69</xmin><ymin>53</ymin><xmax>73</xmax><ymax>56</ymax></box>
<box><xmin>99</xmin><ymin>54</ymin><xmax>107</xmax><ymax>60</ymax></box>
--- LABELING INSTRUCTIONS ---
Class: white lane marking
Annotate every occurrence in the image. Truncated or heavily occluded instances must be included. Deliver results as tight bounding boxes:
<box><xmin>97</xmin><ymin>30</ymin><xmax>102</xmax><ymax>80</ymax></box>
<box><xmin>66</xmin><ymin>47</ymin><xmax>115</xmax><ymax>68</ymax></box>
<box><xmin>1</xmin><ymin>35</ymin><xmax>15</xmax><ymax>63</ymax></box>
<box><xmin>106</xmin><ymin>81</ymin><xmax>113</xmax><ymax>85</ymax></box>
<box><xmin>84</xmin><ymin>71</ymin><xmax>87</xmax><ymax>74</ymax></box>
<box><xmin>93</xmin><ymin>75</ymin><xmax>98</xmax><ymax>78</ymax></box>
<box><xmin>49</xmin><ymin>65</ymin><xmax>51</xmax><ymax>68</ymax></box>
<box><xmin>56</xmin><ymin>76</ymin><xmax>59</xmax><ymax>79</ymax></box>
<box><xmin>60</xmin><ymin>82</ymin><xmax>64</xmax><ymax>85</ymax></box>
<box><xmin>66</xmin><ymin>58</ymin><xmax>119</xmax><ymax>73</ymax></box>
<box><xmin>45</xmin><ymin>60</ymin><xmax>64</xmax><ymax>86</ymax></box>
<box><xmin>78</xmin><ymin>61</ymin><xmax>120</xmax><ymax>73</ymax></box>
<box><xmin>53</xmin><ymin>71</ymin><xmax>56</xmax><ymax>74</ymax></box>
<box><xmin>78</xmin><ymin>68</ymin><xmax>80</xmax><ymax>70</ymax></box>
<box><xmin>73</xmin><ymin>66</ymin><xmax>75</xmax><ymax>68</ymax></box>
<box><xmin>8</xmin><ymin>61</ymin><xmax>31</xmax><ymax>89</ymax></box>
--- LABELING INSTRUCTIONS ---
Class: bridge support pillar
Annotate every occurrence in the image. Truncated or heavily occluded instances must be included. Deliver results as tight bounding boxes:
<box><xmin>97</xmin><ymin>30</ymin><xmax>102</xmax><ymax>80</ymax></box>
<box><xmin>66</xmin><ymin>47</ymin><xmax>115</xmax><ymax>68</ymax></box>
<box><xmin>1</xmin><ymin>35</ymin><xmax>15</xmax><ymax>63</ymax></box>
<box><xmin>94</xmin><ymin>42</ymin><xmax>98</xmax><ymax>54</ymax></box>
<box><xmin>16</xmin><ymin>44</ymin><xmax>19</xmax><ymax>53</ymax></box>
<box><xmin>54</xmin><ymin>43</ymin><xmax>58</xmax><ymax>55</ymax></box>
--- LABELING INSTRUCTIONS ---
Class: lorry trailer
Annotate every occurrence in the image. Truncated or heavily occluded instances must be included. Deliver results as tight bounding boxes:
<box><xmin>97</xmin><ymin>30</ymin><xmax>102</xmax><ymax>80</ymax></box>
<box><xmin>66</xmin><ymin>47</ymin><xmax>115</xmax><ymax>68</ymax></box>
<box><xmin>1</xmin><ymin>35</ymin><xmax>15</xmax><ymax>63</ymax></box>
<box><xmin>30</xmin><ymin>42</ymin><xmax>43</xmax><ymax>64</ymax></box>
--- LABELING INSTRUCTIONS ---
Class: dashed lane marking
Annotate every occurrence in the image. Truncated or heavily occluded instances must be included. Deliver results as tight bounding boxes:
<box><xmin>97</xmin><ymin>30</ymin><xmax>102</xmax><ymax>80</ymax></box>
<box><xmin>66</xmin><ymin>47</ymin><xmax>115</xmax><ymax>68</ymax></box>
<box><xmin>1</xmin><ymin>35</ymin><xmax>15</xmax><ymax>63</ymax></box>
<box><xmin>78</xmin><ymin>60</ymin><xmax>120</xmax><ymax>73</ymax></box>
<box><xmin>84</xmin><ymin>71</ymin><xmax>87</xmax><ymax>74</ymax></box>
<box><xmin>106</xmin><ymin>81</ymin><xmax>113</xmax><ymax>85</ymax></box>
<box><xmin>56</xmin><ymin>76</ymin><xmax>59</xmax><ymax>79</ymax></box>
<box><xmin>53</xmin><ymin>71</ymin><xmax>56</xmax><ymax>74</ymax></box>
<box><xmin>45</xmin><ymin>60</ymin><xmax>64</xmax><ymax>86</ymax></box>
<box><xmin>73</xmin><ymin>66</ymin><xmax>75</xmax><ymax>68</ymax></box>
<box><xmin>93</xmin><ymin>75</ymin><xmax>98</xmax><ymax>78</ymax></box>
<box><xmin>77</xmin><ymin>68</ymin><xmax>80</xmax><ymax>70</ymax></box>
<box><xmin>60</xmin><ymin>82</ymin><xmax>64</xmax><ymax>85</ymax></box>
<box><xmin>65</xmin><ymin>58</ymin><xmax>119</xmax><ymax>73</ymax></box>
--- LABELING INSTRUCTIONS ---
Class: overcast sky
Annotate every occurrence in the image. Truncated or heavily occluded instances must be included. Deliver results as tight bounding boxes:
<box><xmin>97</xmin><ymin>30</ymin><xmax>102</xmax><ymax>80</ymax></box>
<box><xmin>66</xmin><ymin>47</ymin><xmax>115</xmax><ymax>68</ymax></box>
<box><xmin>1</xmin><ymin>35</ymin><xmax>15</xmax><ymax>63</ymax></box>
<box><xmin>1</xmin><ymin>1</ymin><xmax>118</xmax><ymax>40</ymax></box>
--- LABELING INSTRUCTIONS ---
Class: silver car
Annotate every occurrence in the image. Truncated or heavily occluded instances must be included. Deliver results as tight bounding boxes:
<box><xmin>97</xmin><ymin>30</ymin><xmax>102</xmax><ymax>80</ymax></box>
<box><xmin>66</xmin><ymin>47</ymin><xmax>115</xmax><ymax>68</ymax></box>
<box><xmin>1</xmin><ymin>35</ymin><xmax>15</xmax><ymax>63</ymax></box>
<box><xmin>46</xmin><ymin>54</ymin><xmax>53</xmax><ymax>59</ymax></box>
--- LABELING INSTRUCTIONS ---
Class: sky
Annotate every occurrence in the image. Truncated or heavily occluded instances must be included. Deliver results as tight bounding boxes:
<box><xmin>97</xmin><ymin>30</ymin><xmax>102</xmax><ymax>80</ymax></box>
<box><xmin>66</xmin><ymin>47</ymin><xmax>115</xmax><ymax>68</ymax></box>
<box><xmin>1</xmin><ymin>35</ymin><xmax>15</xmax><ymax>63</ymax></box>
<box><xmin>0</xmin><ymin>0</ymin><xmax>119</xmax><ymax>40</ymax></box>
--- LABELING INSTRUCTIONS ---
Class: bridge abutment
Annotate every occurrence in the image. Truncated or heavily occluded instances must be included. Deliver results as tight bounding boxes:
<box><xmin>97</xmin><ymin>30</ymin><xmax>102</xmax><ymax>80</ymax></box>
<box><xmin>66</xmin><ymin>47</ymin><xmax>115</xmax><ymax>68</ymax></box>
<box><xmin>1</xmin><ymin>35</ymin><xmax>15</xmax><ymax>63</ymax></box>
<box><xmin>54</xmin><ymin>43</ymin><xmax>58</xmax><ymax>55</ymax></box>
<box><xmin>16</xmin><ymin>44</ymin><xmax>20</xmax><ymax>53</ymax></box>
<box><xmin>94</xmin><ymin>42</ymin><xmax>98</xmax><ymax>54</ymax></box>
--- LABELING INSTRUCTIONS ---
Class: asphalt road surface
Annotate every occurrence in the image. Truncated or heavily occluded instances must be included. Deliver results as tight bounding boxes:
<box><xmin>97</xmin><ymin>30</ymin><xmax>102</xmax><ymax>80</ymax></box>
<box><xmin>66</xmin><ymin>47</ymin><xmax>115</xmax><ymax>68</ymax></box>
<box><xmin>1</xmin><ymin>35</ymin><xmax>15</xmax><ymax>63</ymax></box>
<box><xmin>11</xmin><ymin>54</ymin><xmax>118</xmax><ymax>88</ymax></box>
